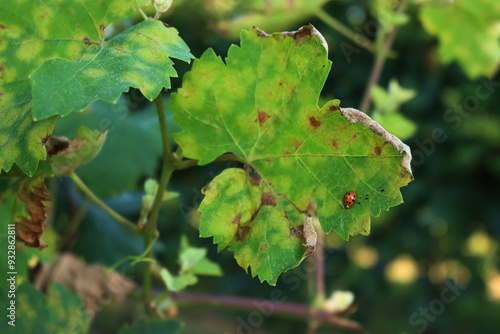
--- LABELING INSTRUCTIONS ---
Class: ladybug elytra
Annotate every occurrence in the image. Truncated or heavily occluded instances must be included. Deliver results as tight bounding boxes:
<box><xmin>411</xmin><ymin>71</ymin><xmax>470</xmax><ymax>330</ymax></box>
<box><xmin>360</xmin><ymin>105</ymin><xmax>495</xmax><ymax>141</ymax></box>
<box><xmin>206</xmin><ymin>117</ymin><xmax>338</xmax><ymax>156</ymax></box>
<box><xmin>343</xmin><ymin>191</ymin><xmax>356</xmax><ymax>209</ymax></box>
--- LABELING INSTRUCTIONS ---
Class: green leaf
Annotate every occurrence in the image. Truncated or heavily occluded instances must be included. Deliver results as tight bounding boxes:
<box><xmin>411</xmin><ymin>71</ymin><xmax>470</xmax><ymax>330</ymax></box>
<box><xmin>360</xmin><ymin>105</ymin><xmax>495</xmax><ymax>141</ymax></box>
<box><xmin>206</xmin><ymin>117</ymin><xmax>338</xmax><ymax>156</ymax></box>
<box><xmin>178</xmin><ymin>235</ymin><xmax>222</xmax><ymax>276</ymax></box>
<box><xmin>172</xmin><ymin>26</ymin><xmax>413</xmax><ymax>284</ymax></box>
<box><xmin>48</xmin><ymin>126</ymin><xmax>107</xmax><ymax>176</ymax></box>
<box><xmin>372</xmin><ymin>80</ymin><xmax>416</xmax><ymax>114</ymax></box>
<box><xmin>179</xmin><ymin>247</ymin><xmax>206</xmax><ymax>272</ymax></box>
<box><xmin>31</xmin><ymin>19</ymin><xmax>194</xmax><ymax>120</ymax></box>
<box><xmin>0</xmin><ymin>0</ymin><xmax>146</xmax><ymax>176</ymax></box>
<box><xmin>189</xmin><ymin>257</ymin><xmax>223</xmax><ymax>277</ymax></box>
<box><xmin>11</xmin><ymin>282</ymin><xmax>89</xmax><ymax>333</ymax></box>
<box><xmin>419</xmin><ymin>0</ymin><xmax>500</xmax><ymax>78</ymax></box>
<box><xmin>160</xmin><ymin>268</ymin><xmax>198</xmax><ymax>292</ymax></box>
<box><xmin>119</xmin><ymin>320</ymin><xmax>184</xmax><ymax>334</ymax></box>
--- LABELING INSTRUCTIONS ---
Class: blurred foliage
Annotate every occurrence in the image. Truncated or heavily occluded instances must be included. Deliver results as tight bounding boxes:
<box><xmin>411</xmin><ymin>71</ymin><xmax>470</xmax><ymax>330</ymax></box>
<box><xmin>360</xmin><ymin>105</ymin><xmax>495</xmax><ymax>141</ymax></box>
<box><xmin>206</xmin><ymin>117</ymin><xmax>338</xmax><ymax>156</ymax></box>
<box><xmin>372</xmin><ymin>79</ymin><xmax>417</xmax><ymax>139</ymax></box>
<box><xmin>3</xmin><ymin>0</ymin><xmax>500</xmax><ymax>333</ymax></box>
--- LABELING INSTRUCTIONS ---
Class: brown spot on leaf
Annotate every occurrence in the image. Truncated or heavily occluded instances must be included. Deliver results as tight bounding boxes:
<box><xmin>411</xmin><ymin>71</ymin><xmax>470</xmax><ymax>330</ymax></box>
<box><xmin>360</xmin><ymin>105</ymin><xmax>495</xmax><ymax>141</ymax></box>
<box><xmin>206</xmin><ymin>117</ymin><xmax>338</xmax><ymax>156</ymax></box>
<box><xmin>290</xmin><ymin>227</ymin><xmax>305</xmax><ymax>240</ymax></box>
<box><xmin>0</xmin><ymin>24</ymin><xmax>7</xmax><ymax>29</ymax></box>
<box><xmin>329</xmin><ymin>104</ymin><xmax>340</xmax><ymax>111</ymax></box>
<box><xmin>375</xmin><ymin>146</ymin><xmax>381</xmax><ymax>155</ymax></box>
<box><xmin>278</xmin><ymin>81</ymin><xmax>283</xmax><ymax>86</ymax></box>
<box><xmin>331</xmin><ymin>138</ymin><xmax>338</xmax><ymax>149</ymax></box>
<box><xmin>249</xmin><ymin>173</ymin><xmax>260</xmax><ymax>186</ymax></box>
<box><xmin>309</xmin><ymin>117</ymin><xmax>321</xmax><ymax>127</ymax></box>
<box><xmin>232</xmin><ymin>213</ymin><xmax>241</xmax><ymax>225</ymax></box>
<box><xmin>76</xmin><ymin>24</ymin><xmax>80</xmax><ymax>29</ymax></box>
<box><xmin>0</xmin><ymin>65</ymin><xmax>4</xmax><ymax>72</ymax></box>
<box><xmin>83</xmin><ymin>37</ymin><xmax>91</xmax><ymax>46</ymax></box>
<box><xmin>259</xmin><ymin>243</ymin><xmax>268</xmax><ymax>252</ymax></box>
<box><xmin>207</xmin><ymin>115</ymin><xmax>212</xmax><ymax>123</ymax></box>
<box><xmin>261</xmin><ymin>192</ymin><xmax>276</xmax><ymax>206</ymax></box>
<box><xmin>15</xmin><ymin>180</ymin><xmax>51</xmax><ymax>250</ymax></box>
<box><xmin>201</xmin><ymin>184</ymin><xmax>210</xmax><ymax>193</ymax></box>
<box><xmin>258</xmin><ymin>111</ymin><xmax>270</xmax><ymax>124</ymax></box>
<box><xmin>236</xmin><ymin>225</ymin><xmax>251</xmax><ymax>242</ymax></box>
<box><xmin>99</xmin><ymin>25</ymin><xmax>105</xmax><ymax>31</ymax></box>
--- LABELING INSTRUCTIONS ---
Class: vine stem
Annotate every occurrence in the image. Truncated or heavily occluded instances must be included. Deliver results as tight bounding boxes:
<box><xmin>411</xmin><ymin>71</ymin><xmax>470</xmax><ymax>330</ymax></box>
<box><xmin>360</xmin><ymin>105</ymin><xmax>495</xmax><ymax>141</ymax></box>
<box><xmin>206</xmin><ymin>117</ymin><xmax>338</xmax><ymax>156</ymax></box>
<box><xmin>142</xmin><ymin>94</ymin><xmax>175</xmax><ymax>314</ymax></box>
<box><xmin>307</xmin><ymin>225</ymin><xmax>326</xmax><ymax>334</ymax></box>
<box><xmin>169</xmin><ymin>292</ymin><xmax>363</xmax><ymax>331</ymax></box>
<box><xmin>69</xmin><ymin>172</ymin><xmax>140</xmax><ymax>233</ymax></box>
<box><xmin>359</xmin><ymin>0</ymin><xmax>408</xmax><ymax>113</ymax></box>
<box><xmin>316</xmin><ymin>227</ymin><xmax>326</xmax><ymax>303</ymax></box>
<box><xmin>316</xmin><ymin>8</ymin><xmax>374</xmax><ymax>52</ymax></box>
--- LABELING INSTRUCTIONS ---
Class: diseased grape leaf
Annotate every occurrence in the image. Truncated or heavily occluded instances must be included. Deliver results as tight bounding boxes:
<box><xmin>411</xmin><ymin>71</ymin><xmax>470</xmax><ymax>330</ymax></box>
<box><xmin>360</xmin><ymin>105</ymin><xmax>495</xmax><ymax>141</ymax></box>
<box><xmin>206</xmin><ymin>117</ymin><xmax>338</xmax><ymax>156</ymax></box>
<box><xmin>9</xmin><ymin>164</ymin><xmax>53</xmax><ymax>250</ymax></box>
<box><xmin>31</xmin><ymin>19</ymin><xmax>194</xmax><ymax>120</ymax></box>
<box><xmin>419</xmin><ymin>0</ymin><xmax>500</xmax><ymax>78</ymax></box>
<box><xmin>171</xmin><ymin>25</ymin><xmax>413</xmax><ymax>284</ymax></box>
<box><xmin>199</xmin><ymin>168</ymin><xmax>308</xmax><ymax>284</ymax></box>
<box><xmin>0</xmin><ymin>0</ymin><xmax>149</xmax><ymax>176</ymax></box>
<box><xmin>48</xmin><ymin>126</ymin><xmax>107</xmax><ymax>176</ymax></box>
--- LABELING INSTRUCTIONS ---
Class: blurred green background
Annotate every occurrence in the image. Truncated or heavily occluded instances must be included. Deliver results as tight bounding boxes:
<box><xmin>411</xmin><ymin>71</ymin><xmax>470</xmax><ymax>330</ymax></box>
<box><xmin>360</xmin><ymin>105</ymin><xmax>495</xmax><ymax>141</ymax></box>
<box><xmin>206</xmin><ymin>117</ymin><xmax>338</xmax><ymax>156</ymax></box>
<box><xmin>10</xmin><ymin>0</ymin><xmax>500</xmax><ymax>333</ymax></box>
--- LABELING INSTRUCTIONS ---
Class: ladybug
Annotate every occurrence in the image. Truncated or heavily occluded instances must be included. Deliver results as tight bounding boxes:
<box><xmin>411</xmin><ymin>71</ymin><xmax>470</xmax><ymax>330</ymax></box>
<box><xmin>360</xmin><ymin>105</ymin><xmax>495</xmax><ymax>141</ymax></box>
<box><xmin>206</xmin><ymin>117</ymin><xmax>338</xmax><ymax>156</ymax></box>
<box><xmin>343</xmin><ymin>191</ymin><xmax>356</xmax><ymax>209</ymax></box>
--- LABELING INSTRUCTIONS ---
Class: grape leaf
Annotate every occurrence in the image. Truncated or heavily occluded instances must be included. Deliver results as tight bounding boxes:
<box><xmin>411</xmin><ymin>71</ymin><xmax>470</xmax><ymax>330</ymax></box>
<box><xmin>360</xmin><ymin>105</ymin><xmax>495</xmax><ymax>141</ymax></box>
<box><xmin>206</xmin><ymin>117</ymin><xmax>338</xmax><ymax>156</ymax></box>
<box><xmin>31</xmin><ymin>19</ymin><xmax>194</xmax><ymax>120</ymax></box>
<box><xmin>171</xmin><ymin>25</ymin><xmax>413</xmax><ymax>284</ymax></box>
<box><xmin>119</xmin><ymin>320</ymin><xmax>184</xmax><ymax>334</ymax></box>
<box><xmin>48</xmin><ymin>126</ymin><xmax>107</xmax><ymax>176</ymax></box>
<box><xmin>0</xmin><ymin>0</ymin><xmax>148</xmax><ymax>176</ymax></box>
<box><xmin>160</xmin><ymin>269</ymin><xmax>198</xmax><ymax>292</ymax></box>
<box><xmin>419</xmin><ymin>0</ymin><xmax>500</xmax><ymax>78</ymax></box>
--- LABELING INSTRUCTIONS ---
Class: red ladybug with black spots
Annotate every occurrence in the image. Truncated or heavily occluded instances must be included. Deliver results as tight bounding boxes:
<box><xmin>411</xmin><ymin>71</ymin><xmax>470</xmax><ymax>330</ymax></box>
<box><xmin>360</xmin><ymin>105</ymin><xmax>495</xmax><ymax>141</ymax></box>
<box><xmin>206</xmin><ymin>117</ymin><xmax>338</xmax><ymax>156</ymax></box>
<box><xmin>343</xmin><ymin>191</ymin><xmax>356</xmax><ymax>209</ymax></box>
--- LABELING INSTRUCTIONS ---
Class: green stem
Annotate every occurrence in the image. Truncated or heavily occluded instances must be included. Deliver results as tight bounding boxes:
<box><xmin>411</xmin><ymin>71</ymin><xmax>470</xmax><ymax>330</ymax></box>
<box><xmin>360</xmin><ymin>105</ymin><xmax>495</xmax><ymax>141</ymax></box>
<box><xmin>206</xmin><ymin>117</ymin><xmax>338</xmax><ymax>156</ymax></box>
<box><xmin>138</xmin><ymin>8</ymin><xmax>148</xmax><ymax>20</ymax></box>
<box><xmin>359</xmin><ymin>0</ymin><xmax>408</xmax><ymax>113</ymax></box>
<box><xmin>69</xmin><ymin>172</ymin><xmax>140</xmax><ymax>233</ymax></box>
<box><xmin>142</xmin><ymin>94</ymin><xmax>175</xmax><ymax>314</ymax></box>
<box><xmin>316</xmin><ymin>8</ymin><xmax>374</xmax><ymax>52</ymax></box>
